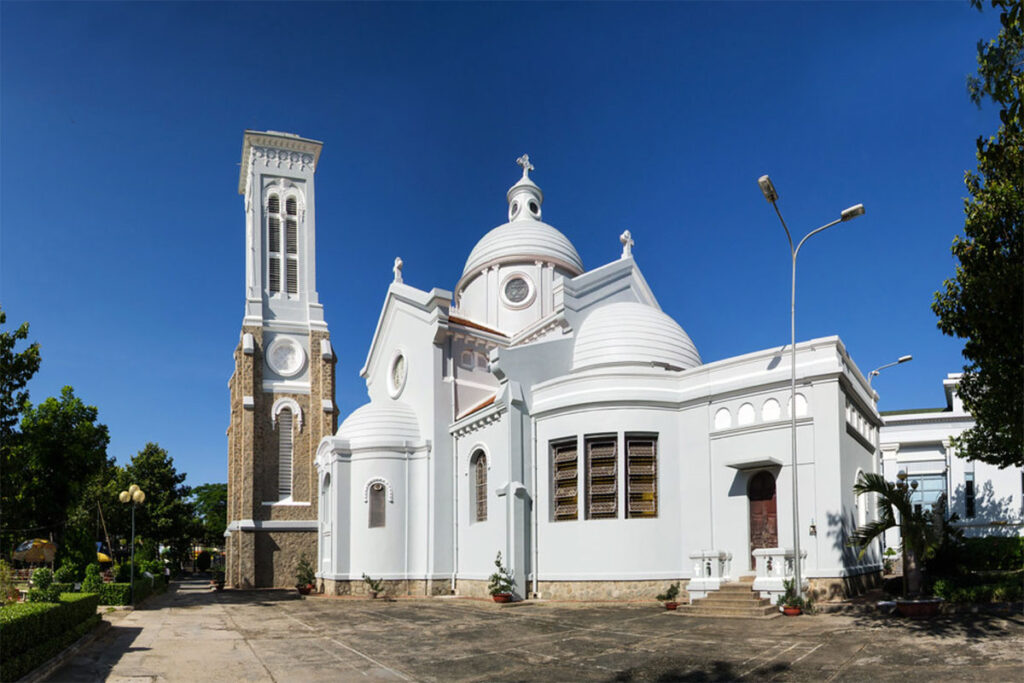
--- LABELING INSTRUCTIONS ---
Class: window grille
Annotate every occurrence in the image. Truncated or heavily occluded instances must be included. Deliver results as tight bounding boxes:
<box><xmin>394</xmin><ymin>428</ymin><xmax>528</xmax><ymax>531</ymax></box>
<box><xmin>286</xmin><ymin>220</ymin><xmax>297</xmax><ymax>254</ymax></box>
<box><xmin>626</xmin><ymin>436</ymin><xmax>657</xmax><ymax>518</ymax></box>
<box><xmin>473</xmin><ymin>451</ymin><xmax>487</xmax><ymax>522</ymax></box>
<box><xmin>286</xmin><ymin>196</ymin><xmax>297</xmax><ymax>216</ymax></box>
<box><xmin>369</xmin><ymin>483</ymin><xmax>386</xmax><ymax>527</ymax></box>
<box><xmin>268</xmin><ymin>194</ymin><xmax>280</xmax><ymax>214</ymax></box>
<box><xmin>277</xmin><ymin>410</ymin><xmax>293</xmax><ymax>499</ymax></box>
<box><xmin>586</xmin><ymin>437</ymin><xmax>617</xmax><ymax>519</ymax></box>
<box><xmin>286</xmin><ymin>260</ymin><xmax>298</xmax><ymax>294</ymax></box>
<box><xmin>552</xmin><ymin>440</ymin><xmax>578</xmax><ymax>521</ymax></box>
<box><xmin>268</xmin><ymin>217</ymin><xmax>281</xmax><ymax>253</ymax></box>
<box><xmin>269</xmin><ymin>258</ymin><xmax>281</xmax><ymax>293</ymax></box>
<box><xmin>965</xmin><ymin>472</ymin><xmax>975</xmax><ymax>518</ymax></box>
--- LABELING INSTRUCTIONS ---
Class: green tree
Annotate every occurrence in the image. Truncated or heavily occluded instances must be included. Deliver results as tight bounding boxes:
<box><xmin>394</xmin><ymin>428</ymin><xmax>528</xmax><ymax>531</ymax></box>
<box><xmin>0</xmin><ymin>307</ymin><xmax>41</xmax><ymax>438</ymax></box>
<box><xmin>849</xmin><ymin>473</ymin><xmax>945</xmax><ymax>598</ymax></box>
<box><xmin>119</xmin><ymin>443</ymin><xmax>195</xmax><ymax>565</ymax></box>
<box><xmin>191</xmin><ymin>483</ymin><xmax>227</xmax><ymax>547</ymax></box>
<box><xmin>2</xmin><ymin>387</ymin><xmax>110</xmax><ymax>554</ymax></box>
<box><xmin>932</xmin><ymin>0</ymin><xmax>1023</xmax><ymax>468</ymax></box>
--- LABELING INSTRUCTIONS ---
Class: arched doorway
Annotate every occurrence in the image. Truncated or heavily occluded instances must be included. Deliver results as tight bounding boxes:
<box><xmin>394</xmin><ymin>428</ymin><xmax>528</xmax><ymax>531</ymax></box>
<box><xmin>748</xmin><ymin>470</ymin><xmax>777</xmax><ymax>569</ymax></box>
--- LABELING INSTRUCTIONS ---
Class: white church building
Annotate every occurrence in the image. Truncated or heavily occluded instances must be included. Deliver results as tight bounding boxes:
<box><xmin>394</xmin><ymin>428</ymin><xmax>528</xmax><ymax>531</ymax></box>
<box><xmin>310</xmin><ymin>148</ymin><xmax>886</xmax><ymax>601</ymax></box>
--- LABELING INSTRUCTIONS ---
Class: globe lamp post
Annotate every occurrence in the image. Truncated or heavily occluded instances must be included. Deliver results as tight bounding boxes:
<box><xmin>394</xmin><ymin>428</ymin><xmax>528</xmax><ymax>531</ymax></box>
<box><xmin>758</xmin><ymin>174</ymin><xmax>864</xmax><ymax>599</ymax></box>
<box><xmin>119</xmin><ymin>485</ymin><xmax>146</xmax><ymax>604</ymax></box>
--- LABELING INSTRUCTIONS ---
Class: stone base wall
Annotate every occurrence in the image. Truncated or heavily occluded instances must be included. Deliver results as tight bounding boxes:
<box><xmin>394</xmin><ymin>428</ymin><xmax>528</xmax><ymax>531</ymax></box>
<box><xmin>534</xmin><ymin>579</ymin><xmax>689</xmax><ymax>601</ymax></box>
<box><xmin>808</xmin><ymin>571</ymin><xmax>882</xmax><ymax>602</ymax></box>
<box><xmin>229</xmin><ymin>530</ymin><xmax>316</xmax><ymax>588</ymax></box>
<box><xmin>319</xmin><ymin>578</ymin><xmax>451</xmax><ymax>597</ymax></box>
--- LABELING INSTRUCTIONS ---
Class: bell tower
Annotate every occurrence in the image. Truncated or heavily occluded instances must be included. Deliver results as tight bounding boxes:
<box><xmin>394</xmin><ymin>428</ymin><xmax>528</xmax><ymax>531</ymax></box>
<box><xmin>226</xmin><ymin>130</ymin><xmax>337</xmax><ymax>588</ymax></box>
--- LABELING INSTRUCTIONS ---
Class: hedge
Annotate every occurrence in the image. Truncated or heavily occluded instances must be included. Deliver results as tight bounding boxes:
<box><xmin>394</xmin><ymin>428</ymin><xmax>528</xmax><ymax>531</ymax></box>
<box><xmin>932</xmin><ymin>571</ymin><xmax>1023</xmax><ymax>603</ymax></box>
<box><xmin>0</xmin><ymin>592</ymin><xmax>101</xmax><ymax>681</ymax></box>
<box><xmin>97</xmin><ymin>576</ymin><xmax>167</xmax><ymax>605</ymax></box>
<box><xmin>960</xmin><ymin>537</ymin><xmax>1024</xmax><ymax>571</ymax></box>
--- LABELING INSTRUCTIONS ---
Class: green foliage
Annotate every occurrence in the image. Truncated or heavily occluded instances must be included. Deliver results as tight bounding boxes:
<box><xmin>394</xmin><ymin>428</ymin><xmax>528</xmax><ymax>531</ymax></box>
<box><xmin>932</xmin><ymin>0</ymin><xmax>1024</xmax><ymax>468</ymax></box>
<box><xmin>487</xmin><ymin>551</ymin><xmax>515</xmax><ymax>596</ymax></box>
<box><xmin>81</xmin><ymin>563</ymin><xmax>102</xmax><ymax>593</ymax></box>
<box><xmin>0</xmin><ymin>593</ymin><xmax>100</xmax><ymax>681</ymax></box>
<box><xmin>296</xmin><ymin>555</ymin><xmax>316</xmax><ymax>586</ymax></box>
<box><xmin>0</xmin><ymin>307</ymin><xmax>41</xmax><ymax>438</ymax></box>
<box><xmin>114</xmin><ymin>562</ymin><xmax>133</xmax><ymax>583</ymax></box>
<box><xmin>53</xmin><ymin>559</ymin><xmax>78</xmax><ymax>584</ymax></box>
<box><xmin>31</xmin><ymin>567</ymin><xmax>53</xmax><ymax>590</ymax></box>
<box><xmin>932</xmin><ymin>571</ymin><xmax>1023</xmax><ymax>603</ymax></box>
<box><xmin>93</xmin><ymin>577</ymin><xmax>166</xmax><ymax>606</ymax></box>
<box><xmin>361</xmin><ymin>573</ymin><xmax>384</xmax><ymax>594</ymax></box>
<box><xmin>655</xmin><ymin>582</ymin><xmax>680</xmax><ymax>603</ymax></box>
<box><xmin>118</xmin><ymin>443</ymin><xmax>195</xmax><ymax>564</ymax></box>
<box><xmin>0</xmin><ymin>561</ymin><xmax>18</xmax><ymax>605</ymax></box>
<box><xmin>775</xmin><ymin>578</ymin><xmax>805</xmax><ymax>609</ymax></box>
<box><xmin>849</xmin><ymin>472</ymin><xmax>946</xmax><ymax>597</ymax></box>
<box><xmin>961</xmin><ymin>536</ymin><xmax>1024</xmax><ymax>570</ymax></box>
<box><xmin>196</xmin><ymin>551</ymin><xmax>212</xmax><ymax>573</ymax></box>
<box><xmin>191</xmin><ymin>483</ymin><xmax>227</xmax><ymax>547</ymax></box>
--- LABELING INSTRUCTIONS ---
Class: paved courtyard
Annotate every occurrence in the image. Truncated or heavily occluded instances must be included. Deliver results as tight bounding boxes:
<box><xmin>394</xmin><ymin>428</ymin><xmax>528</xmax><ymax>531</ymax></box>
<box><xmin>48</xmin><ymin>580</ymin><xmax>1023</xmax><ymax>682</ymax></box>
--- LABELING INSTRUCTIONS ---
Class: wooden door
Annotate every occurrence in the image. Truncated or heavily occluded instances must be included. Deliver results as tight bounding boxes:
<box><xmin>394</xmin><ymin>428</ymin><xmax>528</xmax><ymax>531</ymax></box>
<box><xmin>748</xmin><ymin>470</ymin><xmax>777</xmax><ymax>568</ymax></box>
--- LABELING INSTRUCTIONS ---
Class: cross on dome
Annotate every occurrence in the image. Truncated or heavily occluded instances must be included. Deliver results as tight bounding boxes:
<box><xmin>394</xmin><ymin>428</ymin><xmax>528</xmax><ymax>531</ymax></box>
<box><xmin>516</xmin><ymin>154</ymin><xmax>534</xmax><ymax>178</ymax></box>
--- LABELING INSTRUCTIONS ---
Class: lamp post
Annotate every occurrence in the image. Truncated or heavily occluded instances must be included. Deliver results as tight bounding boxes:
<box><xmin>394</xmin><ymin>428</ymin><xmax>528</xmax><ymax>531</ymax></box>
<box><xmin>758</xmin><ymin>174</ymin><xmax>864</xmax><ymax>599</ymax></box>
<box><xmin>868</xmin><ymin>355</ymin><xmax>913</xmax><ymax>386</ymax></box>
<box><xmin>119</xmin><ymin>484</ymin><xmax>146</xmax><ymax>604</ymax></box>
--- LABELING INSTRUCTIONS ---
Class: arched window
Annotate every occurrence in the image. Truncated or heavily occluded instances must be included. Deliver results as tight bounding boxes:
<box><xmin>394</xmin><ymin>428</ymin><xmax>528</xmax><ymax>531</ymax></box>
<box><xmin>472</xmin><ymin>451</ymin><xmax>487</xmax><ymax>522</ymax></box>
<box><xmin>369</xmin><ymin>482</ymin><xmax>386</xmax><ymax>528</ymax></box>
<box><xmin>267</xmin><ymin>194</ymin><xmax>282</xmax><ymax>293</ymax></box>
<box><xmin>277</xmin><ymin>409</ymin><xmax>293</xmax><ymax>499</ymax></box>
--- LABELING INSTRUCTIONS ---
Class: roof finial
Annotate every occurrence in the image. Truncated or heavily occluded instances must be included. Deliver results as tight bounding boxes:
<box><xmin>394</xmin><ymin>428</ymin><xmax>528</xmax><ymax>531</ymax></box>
<box><xmin>516</xmin><ymin>154</ymin><xmax>534</xmax><ymax>178</ymax></box>
<box><xmin>393</xmin><ymin>256</ymin><xmax>403</xmax><ymax>284</ymax></box>
<box><xmin>619</xmin><ymin>230</ymin><xmax>634</xmax><ymax>259</ymax></box>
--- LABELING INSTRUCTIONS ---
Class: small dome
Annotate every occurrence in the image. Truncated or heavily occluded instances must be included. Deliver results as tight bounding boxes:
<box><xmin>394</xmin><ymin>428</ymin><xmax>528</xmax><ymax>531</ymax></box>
<box><xmin>573</xmin><ymin>302</ymin><xmax>701</xmax><ymax>372</ymax></box>
<box><xmin>462</xmin><ymin>219</ymin><xmax>583</xmax><ymax>278</ymax></box>
<box><xmin>337</xmin><ymin>400</ymin><xmax>420</xmax><ymax>445</ymax></box>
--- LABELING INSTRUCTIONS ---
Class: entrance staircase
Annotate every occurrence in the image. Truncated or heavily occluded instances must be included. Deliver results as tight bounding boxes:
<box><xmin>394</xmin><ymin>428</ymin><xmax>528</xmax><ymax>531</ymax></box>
<box><xmin>676</xmin><ymin>576</ymin><xmax>778</xmax><ymax>619</ymax></box>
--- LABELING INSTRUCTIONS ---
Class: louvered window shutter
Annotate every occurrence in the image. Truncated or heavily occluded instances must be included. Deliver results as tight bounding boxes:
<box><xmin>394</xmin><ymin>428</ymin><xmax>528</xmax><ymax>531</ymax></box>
<box><xmin>626</xmin><ymin>437</ymin><xmax>657</xmax><ymax>518</ymax></box>
<box><xmin>586</xmin><ymin>438</ymin><xmax>617</xmax><ymax>519</ymax></box>
<box><xmin>552</xmin><ymin>441</ymin><xmax>578</xmax><ymax>521</ymax></box>
<box><xmin>278</xmin><ymin>410</ymin><xmax>293</xmax><ymax>498</ymax></box>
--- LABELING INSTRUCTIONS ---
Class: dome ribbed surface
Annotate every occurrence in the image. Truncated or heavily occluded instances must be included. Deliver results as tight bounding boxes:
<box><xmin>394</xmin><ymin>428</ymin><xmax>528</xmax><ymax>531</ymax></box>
<box><xmin>573</xmin><ymin>302</ymin><xmax>701</xmax><ymax>372</ymax></box>
<box><xmin>337</xmin><ymin>401</ymin><xmax>421</xmax><ymax>443</ymax></box>
<box><xmin>462</xmin><ymin>219</ymin><xmax>583</xmax><ymax>277</ymax></box>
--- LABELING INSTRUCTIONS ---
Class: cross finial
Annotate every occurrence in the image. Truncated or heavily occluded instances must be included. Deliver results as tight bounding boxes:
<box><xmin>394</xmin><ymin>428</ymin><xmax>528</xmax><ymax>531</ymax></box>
<box><xmin>619</xmin><ymin>230</ymin><xmax>634</xmax><ymax>259</ymax></box>
<box><xmin>516</xmin><ymin>154</ymin><xmax>534</xmax><ymax>178</ymax></box>
<box><xmin>393</xmin><ymin>257</ymin><xmax>403</xmax><ymax>284</ymax></box>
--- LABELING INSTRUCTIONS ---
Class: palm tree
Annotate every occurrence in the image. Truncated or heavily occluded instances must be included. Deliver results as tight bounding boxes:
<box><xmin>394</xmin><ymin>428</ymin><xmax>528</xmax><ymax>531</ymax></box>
<box><xmin>849</xmin><ymin>472</ymin><xmax>944</xmax><ymax>597</ymax></box>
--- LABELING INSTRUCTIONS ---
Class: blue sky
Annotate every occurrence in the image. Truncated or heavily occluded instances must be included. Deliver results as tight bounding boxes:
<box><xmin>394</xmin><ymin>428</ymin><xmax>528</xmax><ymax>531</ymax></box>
<box><xmin>1</xmin><ymin>2</ymin><xmax>998</xmax><ymax>488</ymax></box>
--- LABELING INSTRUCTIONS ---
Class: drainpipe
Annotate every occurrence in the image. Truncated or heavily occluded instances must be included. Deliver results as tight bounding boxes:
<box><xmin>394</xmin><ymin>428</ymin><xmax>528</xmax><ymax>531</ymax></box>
<box><xmin>404</xmin><ymin>447</ymin><xmax>409</xmax><ymax>595</ymax></box>
<box><xmin>532</xmin><ymin>416</ymin><xmax>539</xmax><ymax>598</ymax></box>
<box><xmin>451</xmin><ymin>433</ymin><xmax>459</xmax><ymax>593</ymax></box>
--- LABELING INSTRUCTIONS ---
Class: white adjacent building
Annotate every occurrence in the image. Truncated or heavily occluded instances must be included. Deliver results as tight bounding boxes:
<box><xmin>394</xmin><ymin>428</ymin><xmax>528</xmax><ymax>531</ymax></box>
<box><xmin>880</xmin><ymin>373</ymin><xmax>1024</xmax><ymax>548</ymax></box>
<box><xmin>312</xmin><ymin>153</ymin><xmax>885</xmax><ymax>601</ymax></box>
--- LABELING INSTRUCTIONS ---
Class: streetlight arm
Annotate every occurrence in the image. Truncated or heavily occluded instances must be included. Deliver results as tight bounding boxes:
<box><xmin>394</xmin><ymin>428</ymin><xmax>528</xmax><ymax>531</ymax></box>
<box><xmin>771</xmin><ymin>201</ymin><xmax>795</xmax><ymax>255</ymax></box>
<box><xmin>794</xmin><ymin>217</ymin><xmax>843</xmax><ymax>259</ymax></box>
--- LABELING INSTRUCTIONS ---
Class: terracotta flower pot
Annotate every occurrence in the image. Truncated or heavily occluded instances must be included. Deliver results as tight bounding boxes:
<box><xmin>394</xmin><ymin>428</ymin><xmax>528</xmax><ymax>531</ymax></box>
<box><xmin>664</xmin><ymin>601</ymin><xmax>679</xmax><ymax>611</ymax></box>
<box><xmin>896</xmin><ymin>598</ymin><xmax>942</xmax><ymax>618</ymax></box>
<box><xmin>297</xmin><ymin>584</ymin><xmax>312</xmax><ymax>596</ymax></box>
<box><xmin>492</xmin><ymin>593</ymin><xmax>512</xmax><ymax>603</ymax></box>
<box><xmin>783</xmin><ymin>606</ymin><xmax>802</xmax><ymax>616</ymax></box>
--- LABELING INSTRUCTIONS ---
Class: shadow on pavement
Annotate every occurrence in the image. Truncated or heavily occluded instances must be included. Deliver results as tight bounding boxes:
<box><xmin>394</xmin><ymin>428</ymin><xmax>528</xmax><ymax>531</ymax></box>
<box><xmin>843</xmin><ymin>609</ymin><xmax>1024</xmax><ymax>640</ymax></box>
<box><xmin>610</xmin><ymin>659</ymin><xmax>787</xmax><ymax>682</ymax></box>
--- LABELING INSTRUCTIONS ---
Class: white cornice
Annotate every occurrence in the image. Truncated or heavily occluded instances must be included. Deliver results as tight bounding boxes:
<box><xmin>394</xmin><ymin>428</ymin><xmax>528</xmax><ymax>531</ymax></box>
<box><xmin>239</xmin><ymin>130</ymin><xmax>323</xmax><ymax>194</ymax></box>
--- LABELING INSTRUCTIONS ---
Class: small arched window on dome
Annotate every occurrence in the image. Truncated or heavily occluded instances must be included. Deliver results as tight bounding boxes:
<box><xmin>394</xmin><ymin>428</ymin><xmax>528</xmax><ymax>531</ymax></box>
<box><xmin>369</xmin><ymin>482</ymin><xmax>386</xmax><ymax>528</ymax></box>
<box><xmin>471</xmin><ymin>451</ymin><xmax>487</xmax><ymax>522</ymax></box>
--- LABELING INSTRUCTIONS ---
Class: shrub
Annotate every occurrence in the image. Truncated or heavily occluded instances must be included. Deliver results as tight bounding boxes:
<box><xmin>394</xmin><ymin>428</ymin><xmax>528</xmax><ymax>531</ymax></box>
<box><xmin>31</xmin><ymin>567</ymin><xmax>53</xmax><ymax>590</ymax></box>
<box><xmin>656</xmin><ymin>582</ymin><xmax>680</xmax><ymax>603</ymax></box>
<box><xmin>296</xmin><ymin>555</ymin><xmax>315</xmax><ymax>587</ymax></box>
<box><xmin>114</xmin><ymin>562</ymin><xmax>134</xmax><ymax>583</ymax></box>
<box><xmin>196</xmin><ymin>551</ymin><xmax>212</xmax><ymax>573</ymax></box>
<box><xmin>0</xmin><ymin>592</ymin><xmax>100</xmax><ymax>680</ymax></box>
<box><xmin>81</xmin><ymin>563</ymin><xmax>103</xmax><ymax>593</ymax></box>
<box><xmin>932</xmin><ymin>570</ymin><xmax>1023</xmax><ymax>603</ymax></box>
<box><xmin>53</xmin><ymin>559</ymin><xmax>78</xmax><ymax>584</ymax></box>
<box><xmin>0</xmin><ymin>561</ymin><xmax>18</xmax><ymax>605</ymax></box>
<box><xmin>487</xmin><ymin>551</ymin><xmax>515</xmax><ymax>596</ymax></box>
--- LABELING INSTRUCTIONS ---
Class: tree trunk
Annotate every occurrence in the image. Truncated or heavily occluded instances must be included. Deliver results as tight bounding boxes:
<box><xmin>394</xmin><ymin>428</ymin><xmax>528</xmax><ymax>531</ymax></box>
<box><xmin>904</xmin><ymin>550</ymin><xmax>922</xmax><ymax>597</ymax></box>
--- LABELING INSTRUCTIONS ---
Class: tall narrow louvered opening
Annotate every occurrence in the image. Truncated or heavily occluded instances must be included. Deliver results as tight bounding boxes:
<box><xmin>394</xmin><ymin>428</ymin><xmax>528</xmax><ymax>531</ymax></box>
<box><xmin>586</xmin><ymin>437</ymin><xmax>617</xmax><ymax>519</ymax></box>
<box><xmin>285</xmin><ymin>196</ymin><xmax>297</xmax><ymax>216</ymax></box>
<box><xmin>277</xmin><ymin>410</ymin><xmax>293</xmax><ymax>499</ymax></box>
<box><xmin>369</xmin><ymin>483</ymin><xmax>386</xmax><ymax>528</ymax></box>
<box><xmin>473</xmin><ymin>452</ymin><xmax>487</xmax><ymax>522</ymax></box>
<box><xmin>286</xmin><ymin>259</ymin><xmax>298</xmax><ymax>294</ymax></box>
<box><xmin>286</xmin><ymin>220</ymin><xmax>298</xmax><ymax>254</ymax></box>
<box><xmin>626</xmin><ymin>436</ymin><xmax>657</xmax><ymax>518</ymax></box>
<box><xmin>552</xmin><ymin>440</ymin><xmax>578</xmax><ymax>521</ymax></box>
<box><xmin>269</xmin><ymin>258</ymin><xmax>281</xmax><ymax>293</ymax></box>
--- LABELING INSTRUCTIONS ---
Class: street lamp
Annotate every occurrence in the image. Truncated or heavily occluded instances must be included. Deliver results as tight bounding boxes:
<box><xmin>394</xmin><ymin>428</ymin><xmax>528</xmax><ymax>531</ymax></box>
<box><xmin>869</xmin><ymin>355</ymin><xmax>913</xmax><ymax>386</ymax></box>
<box><xmin>119</xmin><ymin>484</ymin><xmax>146</xmax><ymax>604</ymax></box>
<box><xmin>758</xmin><ymin>174</ymin><xmax>865</xmax><ymax>599</ymax></box>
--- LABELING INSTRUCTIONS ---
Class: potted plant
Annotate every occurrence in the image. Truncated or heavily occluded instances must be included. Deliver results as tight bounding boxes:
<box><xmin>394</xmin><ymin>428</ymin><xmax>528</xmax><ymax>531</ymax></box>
<box><xmin>776</xmin><ymin>578</ymin><xmax>805</xmax><ymax>616</ymax></box>
<box><xmin>655</xmin><ymin>582</ymin><xmax>681</xmax><ymax>610</ymax></box>
<box><xmin>295</xmin><ymin>555</ymin><xmax>316</xmax><ymax>596</ymax></box>
<box><xmin>362</xmin><ymin>573</ymin><xmax>384</xmax><ymax>599</ymax></box>
<box><xmin>487</xmin><ymin>551</ymin><xmax>515</xmax><ymax>603</ymax></box>
<box><xmin>849</xmin><ymin>472</ymin><xmax>946</xmax><ymax>617</ymax></box>
<box><xmin>212</xmin><ymin>569</ymin><xmax>225</xmax><ymax>591</ymax></box>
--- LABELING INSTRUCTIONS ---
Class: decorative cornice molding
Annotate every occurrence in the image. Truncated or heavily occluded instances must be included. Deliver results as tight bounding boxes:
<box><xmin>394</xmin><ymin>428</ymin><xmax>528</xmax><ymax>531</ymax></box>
<box><xmin>363</xmin><ymin>477</ymin><xmax>394</xmax><ymax>503</ymax></box>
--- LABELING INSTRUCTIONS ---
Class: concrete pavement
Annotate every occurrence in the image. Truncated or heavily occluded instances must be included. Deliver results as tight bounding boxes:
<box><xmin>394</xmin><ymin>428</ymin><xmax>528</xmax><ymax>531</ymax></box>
<box><xmin>46</xmin><ymin>580</ymin><xmax>1024</xmax><ymax>681</ymax></box>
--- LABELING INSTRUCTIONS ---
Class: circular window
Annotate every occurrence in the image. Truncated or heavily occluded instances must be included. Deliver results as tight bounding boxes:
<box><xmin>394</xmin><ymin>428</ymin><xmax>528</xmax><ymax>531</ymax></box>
<box><xmin>388</xmin><ymin>352</ymin><xmax>407</xmax><ymax>398</ymax></box>
<box><xmin>265</xmin><ymin>336</ymin><xmax>307</xmax><ymax>377</ymax></box>
<box><xmin>500</xmin><ymin>273</ymin><xmax>535</xmax><ymax>309</ymax></box>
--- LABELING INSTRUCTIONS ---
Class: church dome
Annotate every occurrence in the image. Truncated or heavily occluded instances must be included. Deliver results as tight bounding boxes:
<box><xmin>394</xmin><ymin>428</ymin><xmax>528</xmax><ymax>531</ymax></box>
<box><xmin>460</xmin><ymin>155</ymin><xmax>583</xmax><ymax>281</ymax></box>
<box><xmin>572</xmin><ymin>302</ymin><xmax>701</xmax><ymax>372</ymax></box>
<box><xmin>337</xmin><ymin>400</ymin><xmax>421</xmax><ymax>445</ymax></box>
